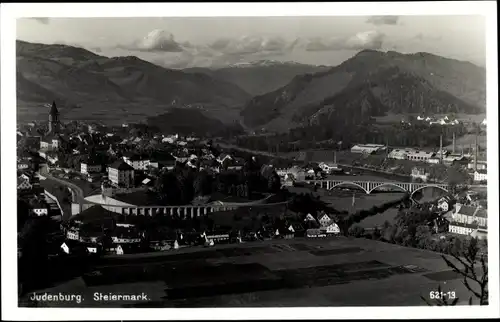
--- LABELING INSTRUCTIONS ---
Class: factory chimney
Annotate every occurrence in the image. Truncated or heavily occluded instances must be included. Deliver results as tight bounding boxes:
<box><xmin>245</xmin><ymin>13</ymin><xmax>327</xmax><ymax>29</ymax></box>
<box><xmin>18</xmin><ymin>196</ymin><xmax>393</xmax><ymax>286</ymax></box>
<box><xmin>333</xmin><ymin>151</ymin><xmax>337</xmax><ymax>165</ymax></box>
<box><xmin>474</xmin><ymin>129</ymin><xmax>479</xmax><ymax>171</ymax></box>
<box><xmin>452</xmin><ymin>133</ymin><xmax>456</xmax><ymax>155</ymax></box>
<box><xmin>439</xmin><ymin>134</ymin><xmax>443</xmax><ymax>164</ymax></box>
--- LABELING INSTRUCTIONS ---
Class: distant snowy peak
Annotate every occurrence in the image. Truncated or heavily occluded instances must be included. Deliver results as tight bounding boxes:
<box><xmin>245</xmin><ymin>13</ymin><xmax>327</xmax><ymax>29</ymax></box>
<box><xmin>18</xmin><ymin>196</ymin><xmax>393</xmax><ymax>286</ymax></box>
<box><xmin>228</xmin><ymin>60</ymin><xmax>312</xmax><ymax>68</ymax></box>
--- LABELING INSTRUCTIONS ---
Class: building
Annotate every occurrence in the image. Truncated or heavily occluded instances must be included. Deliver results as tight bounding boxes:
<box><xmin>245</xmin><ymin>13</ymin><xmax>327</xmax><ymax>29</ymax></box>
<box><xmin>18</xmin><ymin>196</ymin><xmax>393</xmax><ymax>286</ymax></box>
<box><xmin>318</xmin><ymin>213</ymin><xmax>333</xmax><ymax>227</ymax></box>
<box><xmin>437</xmin><ymin>195</ymin><xmax>454</xmax><ymax>212</ymax></box>
<box><xmin>468</xmin><ymin>160</ymin><xmax>487</xmax><ymax>171</ymax></box>
<box><xmin>350</xmin><ymin>144</ymin><xmax>385</xmax><ymax>154</ymax></box>
<box><xmin>406</xmin><ymin>150</ymin><xmax>435</xmax><ymax>162</ymax></box>
<box><xmin>47</xmin><ymin>101</ymin><xmax>60</xmax><ymax>135</ymax></box>
<box><xmin>473</xmin><ymin>170</ymin><xmax>487</xmax><ymax>182</ymax></box>
<box><xmin>321</xmin><ymin>222</ymin><xmax>341</xmax><ymax>235</ymax></box>
<box><xmin>81</xmin><ymin>162</ymin><xmax>102</xmax><ymax>175</ymax></box>
<box><xmin>30</xmin><ymin>201</ymin><xmax>49</xmax><ymax>217</ymax></box>
<box><xmin>123</xmin><ymin>154</ymin><xmax>150</xmax><ymax>171</ymax></box>
<box><xmin>411</xmin><ymin>167</ymin><xmax>430</xmax><ymax>182</ymax></box>
<box><xmin>107</xmin><ymin>160</ymin><xmax>135</xmax><ymax>187</ymax></box>
<box><xmin>388</xmin><ymin>149</ymin><xmax>410</xmax><ymax>160</ymax></box>
<box><xmin>448</xmin><ymin>204</ymin><xmax>487</xmax><ymax>239</ymax></box>
<box><xmin>17</xmin><ymin>177</ymin><xmax>33</xmax><ymax>191</ymax></box>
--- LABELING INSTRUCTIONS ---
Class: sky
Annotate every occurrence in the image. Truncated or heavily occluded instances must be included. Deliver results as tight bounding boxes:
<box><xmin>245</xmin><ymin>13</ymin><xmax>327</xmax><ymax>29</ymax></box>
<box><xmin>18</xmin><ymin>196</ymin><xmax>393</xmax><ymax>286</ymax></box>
<box><xmin>17</xmin><ymin>15</ymin><xmax>486</xmax><ymax>69</ymax></box>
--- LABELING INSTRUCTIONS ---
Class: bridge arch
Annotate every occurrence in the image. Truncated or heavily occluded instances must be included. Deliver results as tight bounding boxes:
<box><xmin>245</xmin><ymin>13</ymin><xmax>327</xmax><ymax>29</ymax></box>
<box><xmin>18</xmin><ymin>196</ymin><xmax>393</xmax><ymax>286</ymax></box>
<box><xmin>368</xmin><ymin>182</ymin><xmax>409</xmax><ymax>194</ymax></box>
<box><xmin>410</xmin><ymin>185</ymin><xmax>449</xmax><ymax>198</ymax></box>
<box><xmin>330</xmin><ymin>182</ymin><xmax>368</xmax><ymax>194</ymax></box>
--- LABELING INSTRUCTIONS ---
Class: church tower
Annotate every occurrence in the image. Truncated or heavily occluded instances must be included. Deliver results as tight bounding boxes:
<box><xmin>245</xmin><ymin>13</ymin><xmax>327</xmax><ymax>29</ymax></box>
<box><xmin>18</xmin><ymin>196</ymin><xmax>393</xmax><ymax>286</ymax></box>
<box><xmin>48</xmin><ymin>101</ymin><xmax>60</xmax><ymax>134</ymax></box>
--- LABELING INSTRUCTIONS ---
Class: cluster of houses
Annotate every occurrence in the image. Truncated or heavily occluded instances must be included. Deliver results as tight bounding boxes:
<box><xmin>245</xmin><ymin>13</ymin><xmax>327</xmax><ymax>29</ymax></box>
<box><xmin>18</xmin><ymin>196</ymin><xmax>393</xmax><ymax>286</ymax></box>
<box><xmin>56</xmin><ymin>200</ymin><xmax>342</xmax><ymax>257</ymax></box>
<box><xmin>428</xmin><ymin>193</ymin><xmax>488</xmax><ymax>240</ymax></box>
<box><xmin>415</xmin><ymin>115</ymin><xmax>460</xmax><ymax>126</ymax></box>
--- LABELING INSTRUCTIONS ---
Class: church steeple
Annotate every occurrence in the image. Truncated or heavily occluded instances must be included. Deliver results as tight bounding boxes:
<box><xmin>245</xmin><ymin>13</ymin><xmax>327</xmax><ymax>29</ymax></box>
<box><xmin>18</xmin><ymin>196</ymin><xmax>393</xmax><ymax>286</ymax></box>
<box><xmin>48</xmin><ymin>100</ymin><xmax>60</xmax><ymax>134</ymax></box>
<box><xmin>50</xmin><ymin>101</ymin><xmax>59</xmax><ymax>117</ymax></box>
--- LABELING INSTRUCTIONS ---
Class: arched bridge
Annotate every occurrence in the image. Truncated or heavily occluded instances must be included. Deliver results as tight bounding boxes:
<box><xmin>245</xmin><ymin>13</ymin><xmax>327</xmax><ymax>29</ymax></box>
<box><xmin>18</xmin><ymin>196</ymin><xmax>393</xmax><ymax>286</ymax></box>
<box><xmin>304</xmin><ymin>180</ymin><xmax>450</xmax><ymax>195</ymax></box>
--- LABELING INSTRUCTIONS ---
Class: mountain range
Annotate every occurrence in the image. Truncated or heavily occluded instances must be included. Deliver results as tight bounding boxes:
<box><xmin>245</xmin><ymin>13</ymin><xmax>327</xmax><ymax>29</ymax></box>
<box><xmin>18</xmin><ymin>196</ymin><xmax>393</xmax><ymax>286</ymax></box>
<box><xmin>184</xmin><ymin>60</ymin><xmax>330</xmax><ymax>96</ymax></box>
<box><xmin>241</xmin><ymin>50</ymin><xmax>486</xmax><ymax>132</ymax></box>
<box><xmin>17</xmin><ymin>41</ymin><xmax>486</xmax><ymax>135</ymax></box>
<box><xmin>16</xmin><ymin>40</ymin><xmax>250</xmax><ymax>124</ymax></box>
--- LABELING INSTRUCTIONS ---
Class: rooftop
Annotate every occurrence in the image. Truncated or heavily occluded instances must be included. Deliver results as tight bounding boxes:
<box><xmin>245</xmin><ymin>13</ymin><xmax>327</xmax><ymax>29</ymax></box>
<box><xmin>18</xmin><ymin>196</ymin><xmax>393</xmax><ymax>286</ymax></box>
<box><xmin>70</xmin><ymin>205</ymin><xmax>116</xmax><ymax>224</ymax></box>
<box><xmin>109</xmin><ymin>160</ymin><xmax>134</xmax><ymax>171</ymax></box>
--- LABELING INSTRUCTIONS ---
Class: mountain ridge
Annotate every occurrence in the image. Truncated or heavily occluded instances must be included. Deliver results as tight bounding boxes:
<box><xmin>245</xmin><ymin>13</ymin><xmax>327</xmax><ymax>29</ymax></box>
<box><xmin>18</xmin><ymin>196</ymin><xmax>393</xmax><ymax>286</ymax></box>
<box><xmin>16</xmin><ymin>40</ymin><xmax>251</xmax><ymax>125</ymax></box>
<box><xmin>241</xmin><ymin>49</ymin><xmax>486</xmax><ymax>131</ymax></box>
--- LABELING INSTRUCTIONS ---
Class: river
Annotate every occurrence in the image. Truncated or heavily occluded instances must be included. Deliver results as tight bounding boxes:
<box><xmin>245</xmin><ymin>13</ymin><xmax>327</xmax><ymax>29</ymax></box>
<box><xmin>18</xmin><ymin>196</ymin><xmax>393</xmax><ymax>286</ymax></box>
<box><xmin>309</xmin><ymin>172</ymin><xmax>448</xmax><ymax>229</ymax></box>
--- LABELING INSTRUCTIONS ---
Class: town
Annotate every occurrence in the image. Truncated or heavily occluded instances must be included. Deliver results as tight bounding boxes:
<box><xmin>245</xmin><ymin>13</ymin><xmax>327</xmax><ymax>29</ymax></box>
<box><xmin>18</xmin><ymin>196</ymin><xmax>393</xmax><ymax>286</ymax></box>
<box><xmin>17</xmin><ymin>101</ymin><xmax>488</xmax><ymax>299</ymax></box>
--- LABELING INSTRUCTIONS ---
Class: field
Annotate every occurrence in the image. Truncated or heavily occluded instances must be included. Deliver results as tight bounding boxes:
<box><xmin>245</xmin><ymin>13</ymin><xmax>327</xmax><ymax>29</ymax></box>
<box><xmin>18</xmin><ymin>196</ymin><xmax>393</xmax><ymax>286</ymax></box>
<box><xmin>19</xmin><ymin>237</ymin><xmax>482</xmax><ymax>307</ymax></box>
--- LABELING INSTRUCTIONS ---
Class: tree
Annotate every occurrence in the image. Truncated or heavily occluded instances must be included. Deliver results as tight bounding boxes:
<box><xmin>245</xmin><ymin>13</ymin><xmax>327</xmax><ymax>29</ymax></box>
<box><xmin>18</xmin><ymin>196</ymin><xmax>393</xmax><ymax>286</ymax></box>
<box><xmin>193</xmin><ymin>170</ymin><xmax>211</xmax><ymax>197</ymax></box>
<box><xmin>441</xmin><ymin>237</ymin><xmax>488</xmax><ymax>305</ymax></box>
<box><xmin>267</xmin><ymin>171</ymin><xmax>281</xmax><ymax>193</ymax></box>
<box><xmin>421</xmin><ymin>237</ymin><xmax>488</xmax><ymax>306</ymax></box>
<box><xmin>348</xmin><ymin>225</ymin><xmax>365</xmax><ymax>238</ymax></box>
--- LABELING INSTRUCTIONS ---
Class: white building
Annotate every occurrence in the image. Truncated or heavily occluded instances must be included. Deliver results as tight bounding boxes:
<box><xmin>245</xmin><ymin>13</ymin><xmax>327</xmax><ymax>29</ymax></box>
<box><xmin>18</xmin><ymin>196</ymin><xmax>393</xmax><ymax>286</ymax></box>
<box><xmin>448</xmin><ymin>204</ymin><xmax>487</xmax><ymax>239</ymax></box>
<box><xmin>350</xmin><ymin>144</ymin><xmax>385</xmax><ymax>154</ymax></box>
<box><xmin>437</xmin><ymin>196</ymin><xmax>454</xmax><ymax>212</ymax></box>
<box><xmin>411</xmin><ymin>167</ymin><xmax>430</xmax><ymax>182</ymax></box>
<box><xmin>107</xmin><ymin>160</ymin><xmax>135</xmax><ymax>187</ymax></box>
<box><xmin>318</xmin><ymin>213</ymin><xmax>333</xmax><ymax>227</ymax></box>
<box><xmin>406</xmin><ymin>150</ymin><xmax>435</xmax><ymax>162</ymax></box>
<box><xmin>468</xmin><ymin>160</ymin><xmax>487</xmax><ymax>171</ymax></box>
<box><xmin>31</xmin><ymin>206</ymin><xmax>49</xmax><ymax>217</ymax></box>
<box><xmin>81</xmin><ymin>162</ymin><xmax>102</xmax><ymax>175</ymax></box>
<box><xmin>66</xmin><ymin>229</ymin><xmax>80</xmax><ymax>241</ymax></box>
<box><xmin>123</xmin><ymin>155</ymin><xmax>150</xmax><ymax>171</ymax></box>
<box><xmin>473</xmin><ymin>170</ymin><xmax>487</xmax><ymax>182</ymax></box>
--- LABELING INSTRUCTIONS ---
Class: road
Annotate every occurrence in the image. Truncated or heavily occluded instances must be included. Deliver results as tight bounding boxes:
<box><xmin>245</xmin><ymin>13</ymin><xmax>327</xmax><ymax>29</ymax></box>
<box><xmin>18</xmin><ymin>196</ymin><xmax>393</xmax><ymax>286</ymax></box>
<box><xmin>41</xmin><ymin>168</ymin><xmax>85</xmax><ymax>214</ymax></box>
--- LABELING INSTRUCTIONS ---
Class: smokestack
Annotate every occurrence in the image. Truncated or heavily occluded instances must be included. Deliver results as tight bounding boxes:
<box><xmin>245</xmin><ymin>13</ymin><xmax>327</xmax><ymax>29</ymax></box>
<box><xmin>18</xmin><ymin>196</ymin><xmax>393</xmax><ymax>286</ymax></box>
<box><xmin>452</xmin><ymin>133</ymin><xmax>456</xmax><ymax>155</ymax></box>
<box><xmin>333</xmin><ymin>151</ymin><xmax>337</xmax><ymax>164</ymax></box>
<box><xmin>439</xmin><ymin>134</ymin><xmax>443</xmax><ymax>164</ymax></box>
<box><xmin>474</xmin><ymin>130</ymin><xmax>478</xmax><ymax>171</ymax></box>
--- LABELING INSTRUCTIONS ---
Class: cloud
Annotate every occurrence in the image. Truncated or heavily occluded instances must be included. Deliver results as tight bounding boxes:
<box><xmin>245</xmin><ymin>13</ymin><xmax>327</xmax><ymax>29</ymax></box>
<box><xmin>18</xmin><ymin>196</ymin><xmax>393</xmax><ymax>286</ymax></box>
<box><xmin>366</xmin><ymin>16</ymin><xmax>399</xmax><ymax>26</ymax></box>
<box><xmin>305</xmin><ymin>31</ymin><xmax>386</xmax><ymax>52</ymax></box>
<box><xmin>119</xmin><ymin>29</ymin><xmax>184</xmax><ymax>52</ymax></box>
<box><xmin>29</xmin><ymin>17</ymin><xmax>50</xmax><ymax>24</ymax></box>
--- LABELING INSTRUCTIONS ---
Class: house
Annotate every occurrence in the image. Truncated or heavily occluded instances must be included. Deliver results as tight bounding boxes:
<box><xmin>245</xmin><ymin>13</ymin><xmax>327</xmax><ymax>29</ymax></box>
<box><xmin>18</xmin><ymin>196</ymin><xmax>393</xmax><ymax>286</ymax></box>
<box><xmin>319</xmin><ymin>162</ymin><xmax>342</xmax><ymax>174</ymax></box>
<box><xmin>473</xmin><ymin>170</ymin><xmax>487</xmax><ymax>182</ymax></box>
<box><xmin>468</xmin><ymin>160</ymin><xmax>487</xmax><ymax>171</ymax></box>
<box><xmin>411</xmin><ymin>167</ymin><xmax>430</xmax><ymax>182</ymax></box>
<box><xmin>66</xmin><ymin>228</ymin><xmax>80</xmax><ymax>241</ymax></box>
<box><xmin>111</xmin><ymin>226</ymin><xmax>141</xmax><ymax>244</ymax></box>
<box><xmin>107</xmin><ymin>160</ymin><xmax>135</xmax><ymax>188</ymax></box>
<box><xmin>30</xmin><ymin>200</ymin><xmax>49</xmax><ymax>217</ymax></box>
<box><xmin>318</xmin><ymin>213</ymin><xmax>333</xmax><ymax>227</ymax></box>
<box><xmin>306</xmin><ymin>228</ymin><xmax>327</xmax><ymax>238</ymax></box>
<box><xmin>437</xmin><ymin>195</ymin><xmax>454</xmax><ymax>212</ymax></box>
<box><xmin>115</xmin><ymin>245</ymin><xmax>124</xmax><ymax>255</ymax></box>
<box><xmin>448</xmin><ymin>204</ymin><xmax>487</xmax><ymax>238</ymax></box>
<box><xmin>81</xmin><ymin>161</ymin><xmax>102</xmax><ymax>175</ymax></box>
<box><xmin>304</xmin><ymin>213</ymin><xmax>317</xmax><ymax>223</ymax></box>
<box><xmin>123</xmin><ymin>154</ymin><xmax>150</xmax><ymax>170</ymax></box>
<box><xmin>321</xmin><ymin>222</ymin><xmax>341</xmax><ymax>235</ymax></box>
<box><xmin>449</xmin><ymin>222</ymin><xmax>487</xmax><ymax>240</ymax></box>
<box><xmin>17</xmin><ymin>177</ymin><xmax>33</xmax><ymax>191</ymax></box>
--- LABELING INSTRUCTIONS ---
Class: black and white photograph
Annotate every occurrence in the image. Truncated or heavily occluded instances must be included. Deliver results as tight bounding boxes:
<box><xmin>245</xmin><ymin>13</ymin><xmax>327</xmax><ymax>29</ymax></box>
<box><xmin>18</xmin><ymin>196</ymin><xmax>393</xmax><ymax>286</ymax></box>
<box><xmin>1</xmin><ymin>2</ymin><xmax>498</xmax><ymax>320</ymax></box>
